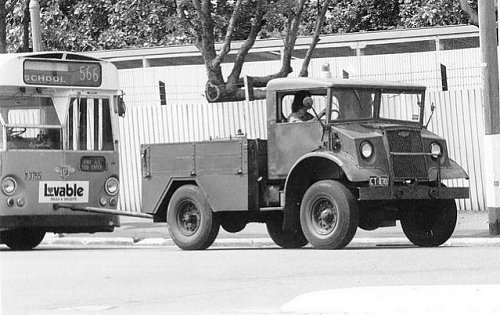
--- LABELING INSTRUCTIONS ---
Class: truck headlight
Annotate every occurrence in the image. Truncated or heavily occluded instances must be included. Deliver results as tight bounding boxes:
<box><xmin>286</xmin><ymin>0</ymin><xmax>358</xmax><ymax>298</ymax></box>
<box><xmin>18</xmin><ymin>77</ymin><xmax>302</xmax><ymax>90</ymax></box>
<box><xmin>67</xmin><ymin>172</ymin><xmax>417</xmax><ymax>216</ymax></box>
<box><xmin>105</xmin><ymin>177</ymin><xmax>119</xmax><ymax>196</ymax></box>
<box><xmin>430</xmin><ymin>142</ymin><xmax>442</xmax><ymax>159</ymax></box>
<box><xmin>2</xmin><ymin>177</ymin><xmax>17</xmax><ymax>196</ymax></box>
<box><xmin>360</xmin><ymin>141</ymin><xmax>374</xmax><ymax>159</ymax></box>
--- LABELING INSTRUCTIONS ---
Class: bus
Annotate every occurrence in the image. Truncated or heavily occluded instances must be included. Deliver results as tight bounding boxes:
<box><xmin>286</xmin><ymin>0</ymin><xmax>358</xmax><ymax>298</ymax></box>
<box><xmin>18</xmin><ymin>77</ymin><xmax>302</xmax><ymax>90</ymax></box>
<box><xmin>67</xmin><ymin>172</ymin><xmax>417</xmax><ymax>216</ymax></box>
<box><xmin>0</xmin><ymin>52</ymin><xmax>125</xmax><ymax>250</ymax></box>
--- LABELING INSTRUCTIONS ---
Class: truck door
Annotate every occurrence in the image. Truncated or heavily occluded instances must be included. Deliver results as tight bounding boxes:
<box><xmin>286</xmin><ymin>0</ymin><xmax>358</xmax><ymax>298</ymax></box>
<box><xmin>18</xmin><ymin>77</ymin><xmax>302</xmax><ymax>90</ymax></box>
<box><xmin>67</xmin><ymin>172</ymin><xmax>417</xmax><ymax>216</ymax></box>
<box><xmin>267</xmin><ymin>93</ymin><xmax>324</xmax><ymax>179</ymax></box>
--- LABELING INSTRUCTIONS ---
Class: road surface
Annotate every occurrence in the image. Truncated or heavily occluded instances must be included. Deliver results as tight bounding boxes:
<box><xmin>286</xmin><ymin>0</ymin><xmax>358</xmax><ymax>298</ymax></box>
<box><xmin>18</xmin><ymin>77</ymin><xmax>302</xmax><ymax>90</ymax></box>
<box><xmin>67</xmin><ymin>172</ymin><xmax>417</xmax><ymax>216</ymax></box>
<box><xmin>1</xmin><ymin>245</ymin><xmax>500</xmax><ymax>314</ymax></box>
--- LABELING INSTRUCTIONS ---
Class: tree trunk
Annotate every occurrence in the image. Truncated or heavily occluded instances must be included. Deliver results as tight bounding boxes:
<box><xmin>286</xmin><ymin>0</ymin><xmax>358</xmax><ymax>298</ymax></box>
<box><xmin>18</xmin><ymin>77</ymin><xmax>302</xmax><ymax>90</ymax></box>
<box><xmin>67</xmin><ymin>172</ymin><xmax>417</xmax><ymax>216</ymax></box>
<box><xmin>180</xmin><ymin>0</ymin><xmax>321</xmax><ymax>103</ymax></box>
<box><xmin>0</xmin><ymin>0</ymin><xmax>6</xmax><ymax>53</ymax></box>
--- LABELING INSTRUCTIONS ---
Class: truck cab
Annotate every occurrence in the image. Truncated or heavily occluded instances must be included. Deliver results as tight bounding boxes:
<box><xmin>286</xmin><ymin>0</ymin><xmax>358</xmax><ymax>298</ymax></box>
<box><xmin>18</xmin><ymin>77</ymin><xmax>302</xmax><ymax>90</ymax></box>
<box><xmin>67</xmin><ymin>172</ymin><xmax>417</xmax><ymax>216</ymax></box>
<box><xmin>141</xmin><ymin>77</ymin><xmax>469</xmax><ymax>250</ymax></box>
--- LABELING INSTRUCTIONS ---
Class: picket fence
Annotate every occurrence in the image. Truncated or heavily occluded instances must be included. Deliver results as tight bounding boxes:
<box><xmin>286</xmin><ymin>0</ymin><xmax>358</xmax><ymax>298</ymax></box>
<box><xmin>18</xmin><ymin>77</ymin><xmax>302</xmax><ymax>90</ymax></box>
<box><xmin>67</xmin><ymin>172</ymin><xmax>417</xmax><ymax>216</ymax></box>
<box><xmin>117</xmin><ymin>89</ymin><xmax>485</xmax><ymax>213</ymax></box>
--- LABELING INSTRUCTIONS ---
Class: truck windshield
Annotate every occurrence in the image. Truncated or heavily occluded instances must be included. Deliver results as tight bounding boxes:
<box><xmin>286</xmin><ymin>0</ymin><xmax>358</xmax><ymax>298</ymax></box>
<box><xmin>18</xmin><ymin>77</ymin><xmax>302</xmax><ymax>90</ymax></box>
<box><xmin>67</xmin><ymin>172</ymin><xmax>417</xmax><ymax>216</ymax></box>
<box><xmin>0</xmin><ymin>96</ymin><xmax>62</xmax><ymax>150</ymax></box>
<box><xmin>379</xmin><ymin>91</ymin><xmax>423</xmax><ymax>123</ymax></box>
<box><xmin>332</xmin><ymin>89</ymin><xmax>376</xmax><ymax>120</ymax></box>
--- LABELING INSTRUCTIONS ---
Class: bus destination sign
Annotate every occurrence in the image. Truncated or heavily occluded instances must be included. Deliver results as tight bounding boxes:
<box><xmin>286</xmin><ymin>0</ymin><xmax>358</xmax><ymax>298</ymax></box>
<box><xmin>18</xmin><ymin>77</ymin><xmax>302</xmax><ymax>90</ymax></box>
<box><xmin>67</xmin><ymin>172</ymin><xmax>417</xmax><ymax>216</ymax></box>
<box><xmin>23</xmin><ymin>60</ymin><xmax>102</xmax><ymax>87</ymax></box>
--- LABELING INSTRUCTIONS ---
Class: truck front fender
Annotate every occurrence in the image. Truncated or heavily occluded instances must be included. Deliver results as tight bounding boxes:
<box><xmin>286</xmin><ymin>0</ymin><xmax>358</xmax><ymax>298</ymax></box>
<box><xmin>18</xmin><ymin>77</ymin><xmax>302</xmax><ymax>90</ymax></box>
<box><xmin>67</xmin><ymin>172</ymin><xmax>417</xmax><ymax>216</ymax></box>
<box><xmin>281</xmin><ymin>151</ymin><xmax>386</xmax><ymax>232</ymax></box>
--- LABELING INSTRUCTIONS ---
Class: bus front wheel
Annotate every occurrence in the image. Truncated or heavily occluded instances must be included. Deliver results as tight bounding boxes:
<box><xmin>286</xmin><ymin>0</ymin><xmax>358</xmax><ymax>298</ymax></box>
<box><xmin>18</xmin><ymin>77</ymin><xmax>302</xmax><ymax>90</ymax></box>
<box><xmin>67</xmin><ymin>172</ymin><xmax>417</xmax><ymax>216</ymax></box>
<box><xmin>1</xmin><ymin>229</ymin><xmax>45</xmax><ymax>250</ymax></box>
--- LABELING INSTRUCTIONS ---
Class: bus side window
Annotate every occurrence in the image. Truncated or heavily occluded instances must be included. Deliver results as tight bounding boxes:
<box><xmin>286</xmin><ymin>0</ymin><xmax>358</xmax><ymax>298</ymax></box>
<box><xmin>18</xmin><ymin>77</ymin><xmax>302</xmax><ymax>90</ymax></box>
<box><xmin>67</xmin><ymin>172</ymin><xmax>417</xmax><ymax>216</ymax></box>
<box><xmin>101</xmin><ymin>99</ymin><xmax>114</xmax><ymax>150</ymax></box>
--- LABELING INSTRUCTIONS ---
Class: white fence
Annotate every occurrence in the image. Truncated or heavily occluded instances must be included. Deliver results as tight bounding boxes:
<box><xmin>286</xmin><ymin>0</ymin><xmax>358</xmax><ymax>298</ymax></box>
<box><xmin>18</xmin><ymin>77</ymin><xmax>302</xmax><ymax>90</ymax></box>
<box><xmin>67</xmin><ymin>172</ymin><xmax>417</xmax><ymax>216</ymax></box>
<box><xmin>118</xmin><ymin>48</ymin><xmax>482</xmax><ymax>108</ymax></box>
<box><xmin>117</xmin><ymin>88</ymin><xmax>485</xmax><ymax>212</ymax></box>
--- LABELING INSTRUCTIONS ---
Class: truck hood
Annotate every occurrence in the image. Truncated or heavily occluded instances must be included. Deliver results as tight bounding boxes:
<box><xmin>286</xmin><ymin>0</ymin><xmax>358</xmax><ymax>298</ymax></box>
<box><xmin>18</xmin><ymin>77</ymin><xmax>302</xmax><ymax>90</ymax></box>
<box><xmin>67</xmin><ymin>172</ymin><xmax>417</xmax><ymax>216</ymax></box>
<box><xmin>332</xmin><ymin>121</ymin><xmax>441</xmax><ymax>141</ymax></box>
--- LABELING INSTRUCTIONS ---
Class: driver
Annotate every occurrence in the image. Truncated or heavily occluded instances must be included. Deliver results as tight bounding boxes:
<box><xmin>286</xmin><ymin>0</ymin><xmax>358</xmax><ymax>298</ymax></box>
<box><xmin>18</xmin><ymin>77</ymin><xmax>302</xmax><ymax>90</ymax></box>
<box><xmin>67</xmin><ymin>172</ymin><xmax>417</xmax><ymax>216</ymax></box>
<box><xmin>288</xmin><ymin>91</ymin><xmax>315</xmax><ymax>123</ymax></box>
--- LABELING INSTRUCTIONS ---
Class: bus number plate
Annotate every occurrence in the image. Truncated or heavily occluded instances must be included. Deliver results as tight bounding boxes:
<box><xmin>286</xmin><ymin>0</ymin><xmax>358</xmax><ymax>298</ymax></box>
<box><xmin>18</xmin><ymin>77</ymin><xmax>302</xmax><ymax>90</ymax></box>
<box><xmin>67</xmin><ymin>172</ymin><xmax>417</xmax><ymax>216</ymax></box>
<box><xmin>25</xmin><ymin>171</ymin><xmax>42</xmax><ymax>181</ymax></box>
<box><xmin>369</xmin><ymin>176</ymin><xmax>389</xmax><ymax>187</ymax></box>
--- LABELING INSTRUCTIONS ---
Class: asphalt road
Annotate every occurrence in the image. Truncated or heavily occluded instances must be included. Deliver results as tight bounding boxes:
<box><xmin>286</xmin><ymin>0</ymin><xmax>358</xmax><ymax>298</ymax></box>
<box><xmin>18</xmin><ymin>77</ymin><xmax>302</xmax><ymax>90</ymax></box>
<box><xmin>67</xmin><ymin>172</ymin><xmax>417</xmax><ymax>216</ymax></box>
<box><xmin>2</xmin><ymin>245</ymin><xmax>500</xmax><ymax>314</ymax></box>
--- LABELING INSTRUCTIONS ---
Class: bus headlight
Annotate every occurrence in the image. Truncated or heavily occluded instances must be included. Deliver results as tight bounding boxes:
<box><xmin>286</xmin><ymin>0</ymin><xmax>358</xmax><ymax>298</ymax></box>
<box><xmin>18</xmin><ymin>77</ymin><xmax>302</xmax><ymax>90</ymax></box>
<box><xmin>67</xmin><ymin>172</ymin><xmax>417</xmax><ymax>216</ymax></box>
<box><xmin>430</xmin><ymin>142</ymin><xmax>442</xmax><ymax>159</ymax></box>
<box><xmin>360</xmin><ymin>141</ymin><xmax>374</xmax><ymax>160</ymax></box>
<box><xmin>105</xmin><ymin>177</ymin><xmax>119</xmax><ymax>196</ymax></box>
<box><xmin>2</xmin><ymin>177</ymin><xmax>17</xmax><ymax>196</ymax></box>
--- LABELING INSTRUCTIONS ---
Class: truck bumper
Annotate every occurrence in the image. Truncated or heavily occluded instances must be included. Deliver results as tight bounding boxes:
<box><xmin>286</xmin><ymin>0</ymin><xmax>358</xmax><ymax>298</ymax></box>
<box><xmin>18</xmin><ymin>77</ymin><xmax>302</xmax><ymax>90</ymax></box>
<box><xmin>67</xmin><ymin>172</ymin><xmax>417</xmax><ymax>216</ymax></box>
<box><xmin>358</xmin><ymin>186</ymin><xmax>469</xmax><ymax>201</ymax></box>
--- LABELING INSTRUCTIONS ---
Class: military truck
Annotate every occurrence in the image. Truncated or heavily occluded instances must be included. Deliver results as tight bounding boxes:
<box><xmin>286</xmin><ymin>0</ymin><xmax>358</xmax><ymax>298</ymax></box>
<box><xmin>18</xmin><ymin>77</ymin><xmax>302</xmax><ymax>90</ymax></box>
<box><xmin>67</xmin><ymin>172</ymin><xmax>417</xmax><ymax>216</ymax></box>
<box><xmin>140</xmin><ymin>77</ymin><xmax>469</xmax><ymax>250</ymax></box>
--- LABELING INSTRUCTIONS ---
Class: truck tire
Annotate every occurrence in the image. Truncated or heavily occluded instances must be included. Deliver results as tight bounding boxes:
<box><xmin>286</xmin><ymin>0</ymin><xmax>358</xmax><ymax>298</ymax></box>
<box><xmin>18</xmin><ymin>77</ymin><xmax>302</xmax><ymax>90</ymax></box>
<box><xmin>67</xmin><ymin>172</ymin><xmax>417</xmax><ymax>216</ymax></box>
<box><xmin>1</xmin><ymin>229</ymin><xmax>45</xmax><ymax>250</ymax></box>
<box><xmin>300</xmin><ymin>180</ymin><xmax>358</xmax><ymax>249</ymax></box>
<box><xmin>167</xmin><ymin>185</ymin><xmax>220</xmax><ymax>250</ymax></box>
<box><xmin>266</xmin><ymin>212</ymin><xmax>308</xmax><ymax>249</ymax></box>
<box><xmin>401</xmin><ymin>199</ymin><xmax>457</xmax><ymax>247</ymax></box>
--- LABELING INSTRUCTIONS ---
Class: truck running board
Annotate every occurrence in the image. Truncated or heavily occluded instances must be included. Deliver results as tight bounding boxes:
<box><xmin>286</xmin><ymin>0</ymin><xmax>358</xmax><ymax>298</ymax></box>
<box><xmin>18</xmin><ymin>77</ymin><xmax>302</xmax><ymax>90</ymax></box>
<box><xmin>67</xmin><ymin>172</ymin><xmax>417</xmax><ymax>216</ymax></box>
<box><xmin>53</xmin><ymin>204</ymin><xmax>154</xmax><ymax>219</ymax></box>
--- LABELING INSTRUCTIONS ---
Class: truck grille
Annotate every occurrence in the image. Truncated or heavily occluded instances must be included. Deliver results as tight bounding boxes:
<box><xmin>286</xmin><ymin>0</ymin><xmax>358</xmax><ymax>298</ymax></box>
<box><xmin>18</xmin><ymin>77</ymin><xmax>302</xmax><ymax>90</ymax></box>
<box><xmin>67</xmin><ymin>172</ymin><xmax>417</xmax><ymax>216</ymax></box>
<box><xmin>386</xmin><ymin>129</ymin><xmax>428</xmax><ymax>180</ymax></box>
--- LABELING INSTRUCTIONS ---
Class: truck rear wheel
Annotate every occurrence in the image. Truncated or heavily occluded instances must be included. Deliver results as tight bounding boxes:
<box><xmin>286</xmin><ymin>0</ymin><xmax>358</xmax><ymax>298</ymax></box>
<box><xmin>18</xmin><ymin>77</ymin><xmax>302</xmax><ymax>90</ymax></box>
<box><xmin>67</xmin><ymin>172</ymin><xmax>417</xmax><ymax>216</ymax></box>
<box><xmin>167</xmin><ymin>185</ymin><xmax>220</xmax><ymax>250</ymax></box>
<box><xmin>1</xmin><ymin>229</ymin><xmax>45</xmax><ymax>250</ymax></box>
<box><xmin>300</xmin><ymin>180</ymin><xmax>358</xmax><ymax>249</ymax></box>
<box><xmin>401</xmin><ymin>199</ymin><xmax>457</xmax><ymax>247</ymax></box>
<box><xmin>266</xmin><ymin>212</ymin><xmax>308</xmax><ymax>249</ymax></box>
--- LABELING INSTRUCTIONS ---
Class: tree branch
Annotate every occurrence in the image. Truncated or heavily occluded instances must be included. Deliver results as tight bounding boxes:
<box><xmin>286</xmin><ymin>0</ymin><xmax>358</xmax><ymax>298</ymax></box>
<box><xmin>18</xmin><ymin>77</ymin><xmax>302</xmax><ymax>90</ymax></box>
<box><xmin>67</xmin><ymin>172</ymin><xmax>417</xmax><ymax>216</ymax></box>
<box><xmin>227</xmin><ymin>0</ymin><xmax>267</xmax><ymax>87</ymax></box>
<box><xmin>213</xmin><ymin>0</ymin><xmax>244</xmax><ymax>68</ymax></box>
<box><xmin>277</xmin><ymin>0</ymin><xmax>307</xmax><ymax>79</ymax></box>
<box><xmin>299</xmin><ymin>0</ymin><xmax>331</xmax><ymax>77</ymax></box>
<box><xmin>459</xmin><ymin>0</ymin><xmax>478</xmax><ymax>26</ymax></box>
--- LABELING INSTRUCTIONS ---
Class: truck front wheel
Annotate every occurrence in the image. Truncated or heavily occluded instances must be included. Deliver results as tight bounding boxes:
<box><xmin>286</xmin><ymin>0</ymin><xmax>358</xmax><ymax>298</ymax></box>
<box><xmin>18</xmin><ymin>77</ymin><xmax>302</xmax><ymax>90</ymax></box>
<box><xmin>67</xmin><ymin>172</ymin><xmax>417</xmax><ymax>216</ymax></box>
<box><xmin>1</xmin><ymin>229</ymin><xmax>45</xmax><ymax>250</ymax></box>
<box><xmin>400</xmin><ymin>199</ymin><xmax>457</xmax><ymax>247</ymax></box>
<box><xmin>300</xmin><ymin>180</ymin><xmax>358</xmax><ymax>249</ymax></box>
<box><xmin>167</xmin><ymin>185</ymin><xmax>220</xmax><ymax>250</ymax></box>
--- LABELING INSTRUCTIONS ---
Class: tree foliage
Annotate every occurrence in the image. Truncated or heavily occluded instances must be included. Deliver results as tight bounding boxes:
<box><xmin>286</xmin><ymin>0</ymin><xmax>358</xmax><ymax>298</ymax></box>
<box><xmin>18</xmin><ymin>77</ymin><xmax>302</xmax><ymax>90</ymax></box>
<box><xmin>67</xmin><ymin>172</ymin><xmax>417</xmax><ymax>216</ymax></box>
<box><xmin>399</xmin><ymin>0</ymin><xmax>472</xmax><ymax>28</ymax></box>
<box><xmin>0</xmin><ymin>0</ymin><xmax>482</xmax><ymax>100</ymax></box>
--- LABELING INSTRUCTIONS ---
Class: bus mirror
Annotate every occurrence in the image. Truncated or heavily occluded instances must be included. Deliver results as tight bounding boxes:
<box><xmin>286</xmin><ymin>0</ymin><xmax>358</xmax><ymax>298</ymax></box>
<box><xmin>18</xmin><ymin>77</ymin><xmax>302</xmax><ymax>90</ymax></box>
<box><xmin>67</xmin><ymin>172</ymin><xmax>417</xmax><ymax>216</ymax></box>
<box><xmin>117</xmin><ymin>96</ymin><xmax>126</xmax><ymax>117</ymax></box>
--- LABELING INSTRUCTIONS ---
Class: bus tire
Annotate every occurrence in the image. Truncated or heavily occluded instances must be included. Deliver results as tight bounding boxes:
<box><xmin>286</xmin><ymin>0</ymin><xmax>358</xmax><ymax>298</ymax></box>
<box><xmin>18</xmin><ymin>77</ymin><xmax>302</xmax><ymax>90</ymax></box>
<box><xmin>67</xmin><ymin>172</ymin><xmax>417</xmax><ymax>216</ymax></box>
<box><xmin>266</xmin><ymin>212</ymin><xmax>308</xmax><ymax>249</ymax></box>
<box><xmin>167</xmin><ymin>185</ymin><xmax>220</xmax><ymax>250</ymax></box>
<box><xmin>1</xmin><ymin>229</ymin><xmax>45</xmax><ymax>250</ymax></box>
<box><xmin>401</xmin><ymin>199</ymin><xmax>457</xmax><ymax>247</ymax></box>
<box><xmin>300</xmin><ymin>180</ymin><xmax>358</xmax><ymax>249</ymax></box>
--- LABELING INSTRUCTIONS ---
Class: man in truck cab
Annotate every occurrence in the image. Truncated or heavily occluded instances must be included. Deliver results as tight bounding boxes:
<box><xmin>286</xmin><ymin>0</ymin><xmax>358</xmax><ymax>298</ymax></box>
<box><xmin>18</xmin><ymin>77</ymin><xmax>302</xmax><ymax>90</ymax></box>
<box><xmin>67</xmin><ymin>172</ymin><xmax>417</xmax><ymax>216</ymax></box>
<box><xmin>288</xmin><ymin>90</ymin><xmax>315</xmax><ymax>122</ymax></box>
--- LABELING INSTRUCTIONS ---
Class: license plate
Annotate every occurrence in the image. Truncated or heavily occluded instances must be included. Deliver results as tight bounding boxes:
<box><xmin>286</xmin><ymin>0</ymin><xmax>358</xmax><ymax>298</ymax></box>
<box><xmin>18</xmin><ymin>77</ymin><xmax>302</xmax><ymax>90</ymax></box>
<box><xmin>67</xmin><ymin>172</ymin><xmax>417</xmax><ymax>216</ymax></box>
<box><xmin>369</xmin><ymin>176</ymin><xmax>389</xmax><ymax>187</ymax></box>
<box><xmin>81</xmin><ymin>156</ymin><xmax>107</xmax><ymax>172</ymax></box>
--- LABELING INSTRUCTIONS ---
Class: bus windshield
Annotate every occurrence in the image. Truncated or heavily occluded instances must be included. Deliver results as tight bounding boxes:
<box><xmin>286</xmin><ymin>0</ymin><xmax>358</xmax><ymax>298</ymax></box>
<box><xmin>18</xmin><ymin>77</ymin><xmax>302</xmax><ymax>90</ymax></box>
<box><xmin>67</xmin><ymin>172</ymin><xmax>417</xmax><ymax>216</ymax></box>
<box><xmin>0</xmin><ymin>95</ymin><xmax>62</xmax><ymax>150</ymax></box>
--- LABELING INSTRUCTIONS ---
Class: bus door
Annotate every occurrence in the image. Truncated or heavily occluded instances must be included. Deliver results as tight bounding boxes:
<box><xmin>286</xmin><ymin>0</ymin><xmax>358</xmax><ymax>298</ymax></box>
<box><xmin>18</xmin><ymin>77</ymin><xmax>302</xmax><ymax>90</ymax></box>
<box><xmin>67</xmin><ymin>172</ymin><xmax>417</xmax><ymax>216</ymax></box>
<box><xmin>63</xmin><ymin>96</ymin><xmax>119</xmax><ymax>209</ymax></box>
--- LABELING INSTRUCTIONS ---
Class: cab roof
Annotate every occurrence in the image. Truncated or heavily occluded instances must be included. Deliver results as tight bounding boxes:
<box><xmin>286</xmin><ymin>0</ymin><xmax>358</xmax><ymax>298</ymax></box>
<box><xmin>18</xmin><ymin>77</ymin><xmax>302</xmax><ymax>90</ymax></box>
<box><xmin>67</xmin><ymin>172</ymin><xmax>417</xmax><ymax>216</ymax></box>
<box><xmin>267</xmin><ymin>77</ymin><xmax>426</xmax><ymax>92</ymax></box>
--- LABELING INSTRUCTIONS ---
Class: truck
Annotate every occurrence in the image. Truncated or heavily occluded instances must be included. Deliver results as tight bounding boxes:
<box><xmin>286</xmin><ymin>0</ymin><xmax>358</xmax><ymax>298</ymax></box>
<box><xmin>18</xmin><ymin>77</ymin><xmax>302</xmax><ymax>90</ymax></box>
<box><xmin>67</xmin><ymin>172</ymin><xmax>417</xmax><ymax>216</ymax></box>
<box><xmin>136</xmin><ymin>77</ymin><xmax>469</xmax><ymax>250</ymax></box>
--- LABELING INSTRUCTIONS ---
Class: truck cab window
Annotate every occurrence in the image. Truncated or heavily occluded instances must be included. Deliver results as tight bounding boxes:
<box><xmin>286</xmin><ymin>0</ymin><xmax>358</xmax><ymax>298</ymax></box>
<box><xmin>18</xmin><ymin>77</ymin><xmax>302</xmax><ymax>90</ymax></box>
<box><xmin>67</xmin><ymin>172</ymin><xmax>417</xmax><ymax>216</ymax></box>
<box><xmin>280</xmin><ymin>93</ymin><xmax>328</xmax><ymax>123</ymax></box>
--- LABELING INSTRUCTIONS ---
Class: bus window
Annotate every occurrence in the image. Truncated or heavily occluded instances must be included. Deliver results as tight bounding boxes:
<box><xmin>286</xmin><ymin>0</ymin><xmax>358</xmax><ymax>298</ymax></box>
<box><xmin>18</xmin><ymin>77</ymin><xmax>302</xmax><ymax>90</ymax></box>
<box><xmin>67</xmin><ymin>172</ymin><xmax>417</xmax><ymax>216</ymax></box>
<box><xmin>68</xmin><ymin>97</ymin><xmax>113</xmax><ymax>151</ymax></box>
<box><xmin>1</xmin><ymin>96</ymin><xmax>62</xmax><ymax>150</ymax></box>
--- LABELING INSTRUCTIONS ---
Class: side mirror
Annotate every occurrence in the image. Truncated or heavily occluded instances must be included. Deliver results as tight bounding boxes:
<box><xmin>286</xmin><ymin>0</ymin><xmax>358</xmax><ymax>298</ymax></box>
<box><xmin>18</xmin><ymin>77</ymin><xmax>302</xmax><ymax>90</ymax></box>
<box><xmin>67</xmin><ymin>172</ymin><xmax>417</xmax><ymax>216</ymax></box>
<box><xmin>425</xmin><ymin>102</ymin><xmax>435</xmax><ymax>129</ymax></box>
<box><xmin>115</xmin><ymin>95</ymin><xmax>126</xmax><ymax>117</ymax></box>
